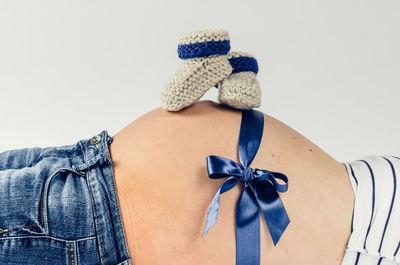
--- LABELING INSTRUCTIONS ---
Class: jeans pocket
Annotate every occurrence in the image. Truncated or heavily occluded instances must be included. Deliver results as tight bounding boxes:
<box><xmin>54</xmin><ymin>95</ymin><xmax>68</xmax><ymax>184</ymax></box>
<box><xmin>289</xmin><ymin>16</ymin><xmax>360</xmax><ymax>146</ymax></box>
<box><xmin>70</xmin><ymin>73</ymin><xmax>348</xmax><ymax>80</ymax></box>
<box><xmin>0</xmin><ymin>159</ymin><xmax>86</xmax><ymax>238</ymax></box>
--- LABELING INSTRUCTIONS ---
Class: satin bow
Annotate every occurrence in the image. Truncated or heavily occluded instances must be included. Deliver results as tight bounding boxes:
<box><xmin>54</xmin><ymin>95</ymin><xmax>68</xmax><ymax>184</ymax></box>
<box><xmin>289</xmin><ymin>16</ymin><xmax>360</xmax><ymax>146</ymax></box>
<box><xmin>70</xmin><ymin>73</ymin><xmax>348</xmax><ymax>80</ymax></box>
<box><xmin>202</xmin><ymin>109</ymin><xmax>290</xmax><ymax>265</ymax></box>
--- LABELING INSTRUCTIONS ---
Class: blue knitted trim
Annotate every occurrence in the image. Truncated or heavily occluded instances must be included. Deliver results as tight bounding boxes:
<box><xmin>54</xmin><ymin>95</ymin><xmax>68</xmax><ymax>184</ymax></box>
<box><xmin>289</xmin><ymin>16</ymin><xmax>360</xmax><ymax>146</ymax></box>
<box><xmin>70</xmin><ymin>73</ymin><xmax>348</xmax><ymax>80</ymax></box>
<box><xmin>178</xmin><ymin>40</ymin><xmax>230</xmax><ymax>59</ymax></box>
<box><xmin>229</xmin><ymin>56</ymin><xmax>259</xmax><ymax>74</ymax></box>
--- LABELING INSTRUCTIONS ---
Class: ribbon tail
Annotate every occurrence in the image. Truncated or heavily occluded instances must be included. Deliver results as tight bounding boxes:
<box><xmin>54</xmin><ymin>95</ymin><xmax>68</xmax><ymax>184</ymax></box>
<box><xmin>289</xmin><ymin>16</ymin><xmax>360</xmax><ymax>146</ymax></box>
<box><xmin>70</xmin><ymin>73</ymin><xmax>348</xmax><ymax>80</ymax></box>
<box><xmin>202</xmin><ymin>176</ymin><xmax>239</xmax><ymax>237</ymax></box>
<box><xmin>253</xmin><ymin>180</ymin><xmax>290</xmax><ymax>246</ymax></box>
<box><xmin>236</xmin><ymin>183</ymin><xmax>260</xmax><ymax>265</ymax></box>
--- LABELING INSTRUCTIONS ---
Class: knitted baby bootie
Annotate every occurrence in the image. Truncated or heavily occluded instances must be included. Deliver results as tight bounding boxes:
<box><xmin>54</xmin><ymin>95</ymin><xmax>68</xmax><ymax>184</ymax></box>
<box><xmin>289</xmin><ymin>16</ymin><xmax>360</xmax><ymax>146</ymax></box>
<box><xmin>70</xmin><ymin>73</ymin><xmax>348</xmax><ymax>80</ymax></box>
<box><xmin>217</xmin><ymin>51</ymin><xmax>261</xmax><ymax>109</ymax></box>
<box><xmin>161</xmin><ymin>29</ymin><xmax>233</xmax><ymax>111</ymax></box>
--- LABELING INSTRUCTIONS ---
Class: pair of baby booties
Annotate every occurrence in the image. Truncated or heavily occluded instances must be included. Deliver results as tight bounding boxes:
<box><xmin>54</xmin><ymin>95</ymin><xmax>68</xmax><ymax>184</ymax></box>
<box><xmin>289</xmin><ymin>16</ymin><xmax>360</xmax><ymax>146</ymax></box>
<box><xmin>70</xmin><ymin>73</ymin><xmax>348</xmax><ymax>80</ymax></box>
<box><xmin>160</xmin><ymin>29</ymin><xmax>262</xmax><ymax>111</ymax></box>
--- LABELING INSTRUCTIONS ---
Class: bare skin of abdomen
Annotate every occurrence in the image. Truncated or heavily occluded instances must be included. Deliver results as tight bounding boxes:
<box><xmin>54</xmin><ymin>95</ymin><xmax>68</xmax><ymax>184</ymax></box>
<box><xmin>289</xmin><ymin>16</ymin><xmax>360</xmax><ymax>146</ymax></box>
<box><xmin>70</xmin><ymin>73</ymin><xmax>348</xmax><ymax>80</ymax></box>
<box><xmin>108</xmin><ymin>100</ymin><xmax>355</xmax><ymax>265</ymax></box>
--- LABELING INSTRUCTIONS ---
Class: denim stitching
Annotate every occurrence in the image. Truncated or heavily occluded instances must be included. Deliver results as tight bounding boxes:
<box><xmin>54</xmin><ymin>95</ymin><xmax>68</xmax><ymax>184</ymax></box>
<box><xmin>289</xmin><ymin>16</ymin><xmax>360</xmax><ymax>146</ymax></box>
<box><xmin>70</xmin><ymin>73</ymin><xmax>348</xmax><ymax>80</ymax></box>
<box><xmin>68</xmin><ymin>241</ymin><xmax>72</xmax><ymax>265</ymax></box>
<box><xmin>74</xmin><ymin>241</ymin><xmax>78</xmax><ymax>265</ymax></box>
<box><xmin>0</xmin><ymin>235</ymin><xmax>94</xmax><ymax>242</ymax></box>
<box><xmin>81</xmin><ymin>140</ymin><xmax>105</xmax><ymax>265</ymax></box>
<box><xmin>75</xmin><ymin>152</ymin><xmax>107</xmax><ymax>172</ymax></box>
<box><xmin>76</xmin><ymin>241</ymin><xmax>80</xmax><ymax>265</ymax></box>
<box><xmin>86</xmin><ymin>169</ymin><xmax>105</xmax><ymax>265</ymax></box>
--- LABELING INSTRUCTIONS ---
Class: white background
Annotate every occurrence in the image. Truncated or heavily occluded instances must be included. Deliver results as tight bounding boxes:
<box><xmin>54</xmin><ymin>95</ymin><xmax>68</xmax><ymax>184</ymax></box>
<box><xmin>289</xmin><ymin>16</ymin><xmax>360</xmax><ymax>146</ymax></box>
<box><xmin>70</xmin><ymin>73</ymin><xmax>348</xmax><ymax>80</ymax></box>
<box><xmin>0</xmin><ymin>0</ymin><xmax>399</xmax><ymax>162</ymax></box>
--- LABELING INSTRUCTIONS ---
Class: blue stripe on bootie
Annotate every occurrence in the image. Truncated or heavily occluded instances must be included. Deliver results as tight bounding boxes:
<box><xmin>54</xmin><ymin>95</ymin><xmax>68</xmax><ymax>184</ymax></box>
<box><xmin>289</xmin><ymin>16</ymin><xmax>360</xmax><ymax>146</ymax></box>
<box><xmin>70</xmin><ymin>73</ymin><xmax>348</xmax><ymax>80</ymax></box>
<box><xmin>228</xmin><ymin>56</ymin><xmax>259</xmax><ymax>74</ymax></box>
<box><xmin>178</xmin><ymin>39</ymin><xmax>231</xmax><ymax>59</ymax></box>
<box><xmin>215</xmin><ymin>55</ymin><xmax>259</xmax><ymax>89</ymax></box>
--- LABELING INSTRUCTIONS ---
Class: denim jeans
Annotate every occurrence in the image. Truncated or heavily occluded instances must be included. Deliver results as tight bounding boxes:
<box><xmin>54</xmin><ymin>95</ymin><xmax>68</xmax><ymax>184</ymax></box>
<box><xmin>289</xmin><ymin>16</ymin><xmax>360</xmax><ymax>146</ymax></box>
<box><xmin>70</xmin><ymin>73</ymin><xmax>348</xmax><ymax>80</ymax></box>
<box><xmin>0</xmin><ymin>130</ymin><xmax>131</xmax><ymax>265</ymax></box>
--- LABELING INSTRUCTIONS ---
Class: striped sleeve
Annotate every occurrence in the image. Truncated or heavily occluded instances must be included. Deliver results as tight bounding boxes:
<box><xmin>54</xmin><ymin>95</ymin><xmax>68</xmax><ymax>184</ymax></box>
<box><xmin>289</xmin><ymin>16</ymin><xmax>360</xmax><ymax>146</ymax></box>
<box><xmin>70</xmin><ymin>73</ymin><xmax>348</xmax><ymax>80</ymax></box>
<box><xmin>341</xmin><ymin>155</ymin><xmax>400</xmax><ymax>265</ymax></box>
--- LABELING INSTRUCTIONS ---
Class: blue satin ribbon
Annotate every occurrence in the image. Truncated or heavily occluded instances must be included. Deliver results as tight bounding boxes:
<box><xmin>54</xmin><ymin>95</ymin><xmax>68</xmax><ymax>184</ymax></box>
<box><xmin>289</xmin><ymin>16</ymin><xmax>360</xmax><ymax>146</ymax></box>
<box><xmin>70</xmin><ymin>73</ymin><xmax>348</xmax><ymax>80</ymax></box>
<box><xmin>202</xmin><ymin>109</ymin><xmax>290</xmax><ymax>265</ymax></box>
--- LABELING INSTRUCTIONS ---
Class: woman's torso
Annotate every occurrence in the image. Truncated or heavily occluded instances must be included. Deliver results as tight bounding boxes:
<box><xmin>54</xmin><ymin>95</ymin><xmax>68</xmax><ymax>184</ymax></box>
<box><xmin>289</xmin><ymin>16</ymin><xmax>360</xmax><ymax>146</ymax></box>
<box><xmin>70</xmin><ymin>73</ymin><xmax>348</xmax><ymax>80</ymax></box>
<box><xmin>109</xmin><ymin>100</ymin><xmax>355</xmax><ymax>265</ymax></box>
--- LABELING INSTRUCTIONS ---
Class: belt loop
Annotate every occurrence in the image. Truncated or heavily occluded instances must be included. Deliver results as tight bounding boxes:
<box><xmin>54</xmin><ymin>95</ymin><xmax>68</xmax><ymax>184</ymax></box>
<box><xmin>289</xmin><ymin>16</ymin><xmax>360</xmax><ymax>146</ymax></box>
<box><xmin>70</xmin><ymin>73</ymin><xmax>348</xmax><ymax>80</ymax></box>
<box><xmin>75</xmin><ymin>131</ymin><xmax>109</xmax><ymax>172</ymax></box>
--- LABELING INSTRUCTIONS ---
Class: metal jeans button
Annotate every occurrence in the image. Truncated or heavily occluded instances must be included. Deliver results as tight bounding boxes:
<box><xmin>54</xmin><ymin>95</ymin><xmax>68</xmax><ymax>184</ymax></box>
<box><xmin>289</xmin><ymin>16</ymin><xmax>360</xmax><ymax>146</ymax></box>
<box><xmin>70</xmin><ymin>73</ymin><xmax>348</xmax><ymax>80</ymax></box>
<box><xmin>90</xmin><ymin>135</ymin><xmax>102</xmax><ymax>145</ymax></box>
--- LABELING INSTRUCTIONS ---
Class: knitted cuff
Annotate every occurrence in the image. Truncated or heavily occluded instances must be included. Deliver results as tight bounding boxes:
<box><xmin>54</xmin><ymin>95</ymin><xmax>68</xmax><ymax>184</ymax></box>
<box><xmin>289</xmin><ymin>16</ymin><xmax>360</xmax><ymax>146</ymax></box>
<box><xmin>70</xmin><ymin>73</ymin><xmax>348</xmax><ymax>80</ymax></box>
<box><xmin>228</xmin><ymin>51</ymin><xmax>259</xmax><ymax>75</ymax></box>
<box><xmin>177</xmin><ymin>29</ymin><xmax>231</xmax><ymax>59</ymax></box>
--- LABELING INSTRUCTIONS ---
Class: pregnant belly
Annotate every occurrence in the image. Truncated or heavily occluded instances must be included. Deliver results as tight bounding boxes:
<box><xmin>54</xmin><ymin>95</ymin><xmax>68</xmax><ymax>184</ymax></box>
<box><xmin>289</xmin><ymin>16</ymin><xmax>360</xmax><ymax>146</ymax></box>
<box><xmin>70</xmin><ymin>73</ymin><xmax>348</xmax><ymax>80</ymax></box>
<box><xmin>114</xmin><ymin>161</ymin><xmax>354</xmax><ymax>265</ymax></box>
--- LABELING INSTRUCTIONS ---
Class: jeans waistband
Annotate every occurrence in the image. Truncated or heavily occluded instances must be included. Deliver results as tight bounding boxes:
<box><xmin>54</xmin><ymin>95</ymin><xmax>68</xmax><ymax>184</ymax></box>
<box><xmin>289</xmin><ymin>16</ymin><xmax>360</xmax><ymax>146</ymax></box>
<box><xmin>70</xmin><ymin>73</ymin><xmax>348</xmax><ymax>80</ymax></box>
<box><xmin>74</xmin><ymin>130</ymin><xmax>131</xmax><ymax>265</ymax></box>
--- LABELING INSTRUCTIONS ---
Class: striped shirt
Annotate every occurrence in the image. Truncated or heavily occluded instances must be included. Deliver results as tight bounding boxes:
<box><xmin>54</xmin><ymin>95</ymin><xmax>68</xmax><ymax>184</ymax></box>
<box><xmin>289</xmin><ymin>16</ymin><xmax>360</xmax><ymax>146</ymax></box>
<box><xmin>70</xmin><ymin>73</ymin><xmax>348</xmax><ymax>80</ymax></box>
<box><xmin>341</xmin><ymin>155</ymin><xmax>400</xmax><ymax>265</ymax></box>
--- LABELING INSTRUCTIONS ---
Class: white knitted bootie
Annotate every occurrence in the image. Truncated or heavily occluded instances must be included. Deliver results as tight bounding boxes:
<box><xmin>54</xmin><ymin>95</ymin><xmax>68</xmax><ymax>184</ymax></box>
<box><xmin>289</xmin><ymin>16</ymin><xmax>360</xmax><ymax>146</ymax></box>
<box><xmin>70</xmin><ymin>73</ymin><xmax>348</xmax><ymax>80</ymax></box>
<box><xmin>217</xmin><ymin>51</ymin><xmax>261</xmax><ymax>109</ymax></box>
<box><xmin>161</xmin><ymin>29</ymin><xmax>233</xmax><ymax>111</ymax></box>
